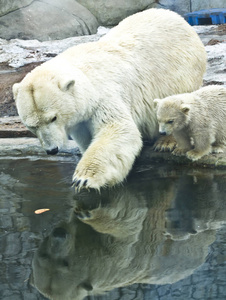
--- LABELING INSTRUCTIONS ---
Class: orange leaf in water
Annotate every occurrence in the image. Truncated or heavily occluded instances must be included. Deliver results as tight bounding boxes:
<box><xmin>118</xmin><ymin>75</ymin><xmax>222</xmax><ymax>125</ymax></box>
<box><xmin>34</xmin><ymin>208</ymin><xmax>50</xmax><ymax>214</ymax></box>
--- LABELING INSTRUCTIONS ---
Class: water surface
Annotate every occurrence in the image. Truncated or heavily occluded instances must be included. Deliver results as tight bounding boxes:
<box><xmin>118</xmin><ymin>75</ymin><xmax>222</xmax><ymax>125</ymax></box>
<box><xmin>0</xmin><ymin>158</ymin><xmax>226</xmax><ymax>300</ymax></box>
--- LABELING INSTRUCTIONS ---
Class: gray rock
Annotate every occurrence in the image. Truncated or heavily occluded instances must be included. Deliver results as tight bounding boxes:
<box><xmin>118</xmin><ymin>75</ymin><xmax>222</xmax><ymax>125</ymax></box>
<box><xmin>0</xmin><ymin>0</ymin><xmax>33</xmax><ymax>17</ymax></box>
<box><xmin>191</xmin><ymin>0</ymin><xmax>226</xmax><ymax>12</ymax></box>
<box><xmin>160</xmin><ymin>0</ymin><xmax>191</xmax><ymax>16</ymax></box>
<box><xmin>76</xmin><ymin>0</ymin><xmax>157</xmax><ymax>26</ymax></box>
<box><xmin>0</xmin><ymin>0</ymin><xmax>99</xmax><ymax>41</ymax></box>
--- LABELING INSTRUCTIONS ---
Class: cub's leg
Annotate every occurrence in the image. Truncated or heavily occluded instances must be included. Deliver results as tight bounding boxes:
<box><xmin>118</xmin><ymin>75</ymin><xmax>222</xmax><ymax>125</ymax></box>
<box><xmin>172</xmin><ymin>130</ymin><xmax>192</xmax><ymax>156</ymax></box>
<box><xmin>186</xmin><ymin>132</ymin><xmax>212</xmax><ymax>161</ymax></box>
<box><xmin>211</xmin><ymin>141</ymin><xmax>225</xmax><ymax>154</ymax></box>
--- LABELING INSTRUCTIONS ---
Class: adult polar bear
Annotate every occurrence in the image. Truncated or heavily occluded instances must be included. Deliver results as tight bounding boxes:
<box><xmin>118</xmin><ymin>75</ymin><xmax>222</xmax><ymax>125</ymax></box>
<box><xmin>13</xmin><ymin>9</ymin><xmax>206</xmax><ymax>190</ymax></box>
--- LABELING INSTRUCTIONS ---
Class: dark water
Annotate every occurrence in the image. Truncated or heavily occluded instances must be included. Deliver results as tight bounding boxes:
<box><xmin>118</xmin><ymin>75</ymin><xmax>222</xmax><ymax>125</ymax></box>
<box><xmin>1</xmin><ymin>158</ymin><xmax>226</xmax><ymax>300</ymax></box>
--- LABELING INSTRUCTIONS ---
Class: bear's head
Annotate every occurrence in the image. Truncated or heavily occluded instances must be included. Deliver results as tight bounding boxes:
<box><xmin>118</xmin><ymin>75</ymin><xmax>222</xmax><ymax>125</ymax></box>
<box><xmin>154</xmin><ymin>96</ymin><xmax>190</xmax><ymax>136</ymax></box>
<box><xmin>13</xmin><ymin>62</ymin><xmax>98</xmax><ymax>155</ymax></box>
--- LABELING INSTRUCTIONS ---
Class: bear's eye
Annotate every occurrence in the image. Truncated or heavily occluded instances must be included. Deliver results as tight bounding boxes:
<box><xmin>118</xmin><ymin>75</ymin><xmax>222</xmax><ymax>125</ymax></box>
<box><xmin>167</xmin><ymin>120</ymin><xmax>174</xmax><ymax>124</ymax></box>
<box><xmin>51</xmin><ymin>116</ymin><xmax>57</xmax><ymax>123</ymax></box>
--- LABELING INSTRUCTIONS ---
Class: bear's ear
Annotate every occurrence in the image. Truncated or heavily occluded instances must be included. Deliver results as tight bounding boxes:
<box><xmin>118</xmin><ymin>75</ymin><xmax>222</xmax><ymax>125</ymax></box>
<box><xmin>153</xmin><ymin>99</ymin><xmax>160</xmax><ymax>108</ymax></box>
<box><xmin>180</xmin><ymin>104</ymin><xmax>190</xmax><ymax>114</ymax></box>
<box><xmin>12</xmin><ymin>83</ymin><xmax>20</xmax><ymax>100</ymax></box>
<box><xmin>59</xmin><ymin>79</ymin><xmax>75</xmax><ymax>92</ymax></box>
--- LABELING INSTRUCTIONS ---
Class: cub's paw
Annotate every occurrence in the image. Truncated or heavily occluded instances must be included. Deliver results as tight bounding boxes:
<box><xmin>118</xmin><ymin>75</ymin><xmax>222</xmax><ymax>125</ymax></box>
<box><xmin>211</xmin><ymin>146</ymin><xmax>224</xmax><ymax>154</ymax></box>
<box><xmin>172</xmin><ymin>147</ymin><xmax>188</xmax><ymax>157</ymax></box>
<box><xmin>186</xmin><ymin>149</ymin><xmax>208</xmax><ymax>161</ymax></box>
<box><xmin>153</xmin><ymin>135</ymin><xmax>177</xmax><ymax>152</ymax></box>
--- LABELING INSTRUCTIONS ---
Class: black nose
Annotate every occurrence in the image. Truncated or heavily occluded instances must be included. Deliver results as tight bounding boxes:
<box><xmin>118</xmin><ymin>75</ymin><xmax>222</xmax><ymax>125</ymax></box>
<box><xmin>160</xmin><ymin>131</ymin><xmax>166</xmax><ymax>136</ymax></box>
<box><xmin>46</xmin><ymin>147</ymin><xmax>58</xmax><ymax>155</ymax></box>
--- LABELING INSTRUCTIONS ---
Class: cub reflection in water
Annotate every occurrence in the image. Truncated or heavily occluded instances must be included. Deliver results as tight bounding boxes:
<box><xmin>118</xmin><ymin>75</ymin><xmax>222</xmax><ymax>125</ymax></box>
<box><xmin>30</xmin><ymin>170</ymin><xmax>226</xmax><ymax>300</ymax></box>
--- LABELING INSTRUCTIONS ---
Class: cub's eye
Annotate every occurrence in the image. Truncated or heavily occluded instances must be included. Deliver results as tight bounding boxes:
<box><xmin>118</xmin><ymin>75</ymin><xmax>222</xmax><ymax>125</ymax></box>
<box><xmin>51</xmin><ymin>116</ymin><xmax>57</xmax><ymax>123</ymax></box>
<box><xmin>167</xmin><ymin>120</ymin><xmax>174</xmax><ymax>124</ymax></box>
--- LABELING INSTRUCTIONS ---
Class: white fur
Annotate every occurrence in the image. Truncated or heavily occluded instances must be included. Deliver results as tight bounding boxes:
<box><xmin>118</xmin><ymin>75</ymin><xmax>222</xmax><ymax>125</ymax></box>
<box><xmin>154</xmin><ymin>85</ymin><xmax>226</xmax><ymax>161</ymax></box>
<box><xmin>13</xmin><ymin>8</ymin><xmax>206</xmax><ymax>189</ymax></box>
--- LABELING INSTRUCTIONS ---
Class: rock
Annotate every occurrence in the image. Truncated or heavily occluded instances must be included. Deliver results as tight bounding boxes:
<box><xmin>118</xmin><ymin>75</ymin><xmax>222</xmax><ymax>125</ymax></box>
<box><xmin>0</xmin><ymin>0</ymin><xmax>99</xmax><ymax>41</ymax></box>
<box><xmin>76</xmin><ymin>0</ymin><xmax>157</xmax><ymax>26</ymax></box>
<box><xmin>0</xmin><ymin>137</ymin><xmax>80</xmax><ymax>158</ymax></box>
<box><xmin>191</xmin><ymin>0</ymin><xmax>226</xmax><ymax>12</ymax></box>
<box><xmin>161</xmin><ymin>0</ymin><xmax>190</xmax><ymax>16</ymax></box>
<box><xmin>0</xmin><ymin>116</ymin><xmax>35</xmax><ymax>138</ymax></box>
<box><xmin>0</xmin><ymin>0</ymin><xmax>33</xmax><ymax>17</ymax></box>
<box><xmin>206</xmin><ymin>39</ymin><xmax>223</xmax><ymax>46</ymax></box>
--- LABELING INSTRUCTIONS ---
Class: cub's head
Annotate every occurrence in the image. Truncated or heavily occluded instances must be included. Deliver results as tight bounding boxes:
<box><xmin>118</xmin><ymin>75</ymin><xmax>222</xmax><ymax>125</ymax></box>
<box><xmin>154</xmin><ymin>96</ymin><xmax>190</xmax><ymax>136</ymax></box>
<box><xmin>13</xmin><ymin>63</ymin><xmax>95</xmax><ymax>155</ymax></box>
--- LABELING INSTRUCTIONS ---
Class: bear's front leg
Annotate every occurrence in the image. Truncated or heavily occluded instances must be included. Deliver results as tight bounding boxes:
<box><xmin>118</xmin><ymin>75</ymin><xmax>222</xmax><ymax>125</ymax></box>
<box><xmin>72</xmin><ymin>122</ymin><xmax>142</xmax><ymax>190</ymax></box>
<box><xmin>172</xmin><ymin>130</ymin><xmax>192</xmax><ymax>157</ymax></box>
<box><xmin>186</xmin><ymin>133</ymin><xmax>212</xmax><ymax>161</ymax></box>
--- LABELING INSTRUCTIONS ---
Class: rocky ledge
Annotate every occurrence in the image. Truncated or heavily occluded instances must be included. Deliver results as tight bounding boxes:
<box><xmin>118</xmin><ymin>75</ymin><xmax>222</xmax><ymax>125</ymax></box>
<box><xmin>0</xmin><ymin>117</ymin><xmax>226</xmax><ymax>169</ymax></box>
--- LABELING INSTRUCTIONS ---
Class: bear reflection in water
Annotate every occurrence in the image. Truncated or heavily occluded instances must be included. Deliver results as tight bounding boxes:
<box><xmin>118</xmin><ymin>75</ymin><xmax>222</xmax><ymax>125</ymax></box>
<box><xmin>30</xmin><ymin>169</ymin><xmax>226</xmax><ymax>300</ymax></box>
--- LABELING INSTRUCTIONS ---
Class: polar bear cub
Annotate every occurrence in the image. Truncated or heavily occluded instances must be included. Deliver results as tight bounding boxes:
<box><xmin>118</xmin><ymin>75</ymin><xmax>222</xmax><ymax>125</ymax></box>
<box><xmin>154</xmin><ymin>85</ymin><xmax>226</xmax><ymax>161</ymax></box>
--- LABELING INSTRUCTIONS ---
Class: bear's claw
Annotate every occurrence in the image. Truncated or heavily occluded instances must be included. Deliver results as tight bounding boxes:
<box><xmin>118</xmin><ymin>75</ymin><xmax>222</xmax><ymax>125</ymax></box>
<box><xmin>72</xmin><ymin>177</ymin><xmax>90</xmax><ymax>191</ymax></box>
<box><xmin>153</xmin><ymin>135</ymin><xmax>177</xmax><ymax>152</ymax></box>
<box><xmin>74</xmin><ymin>208</ymin><xmax>91</xmax><ymax>219</ymax></box>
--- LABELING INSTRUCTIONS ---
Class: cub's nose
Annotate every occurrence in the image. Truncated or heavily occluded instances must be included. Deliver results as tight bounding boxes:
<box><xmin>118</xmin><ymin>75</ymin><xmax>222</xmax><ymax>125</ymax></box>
<box><xmin>46</xmin><ymin>147</ymin><xmax>59</xmax><ymax>155</ymax></box>
<box><xmin>159</xmin><ymin>131</ymin><xmax>166</xmax><ymax>136</ymax></box>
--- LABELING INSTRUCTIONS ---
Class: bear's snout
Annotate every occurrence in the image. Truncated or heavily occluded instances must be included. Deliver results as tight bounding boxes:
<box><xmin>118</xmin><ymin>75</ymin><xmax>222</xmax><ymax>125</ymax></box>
<box><xmin>159</xmin><ymin>131</ymin><xmax>166</xmax><ymax>136</ymax></box>
<box><xmin>46</xmin><ymin>147</ymin><xmax>59</xmax><ymax>155</ymax></box>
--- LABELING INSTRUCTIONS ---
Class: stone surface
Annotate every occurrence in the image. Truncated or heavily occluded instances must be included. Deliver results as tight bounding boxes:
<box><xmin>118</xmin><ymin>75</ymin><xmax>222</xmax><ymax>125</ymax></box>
<box><xmin>0</xmin><ymin>116</ymin><xmax>35</xmax><ymax>138</ymax></box>
<box><xmin>0</xmin><ymin>0</ymin><xmax>33</xmax><ymax>17</ymax></box>
<box><xmin>163</xmin><ymin>0</ymin><xmax>190</xmax><ymax>16</ymax></box>
<box><xmin>191</xmin><ymin>0</ymin><xmax>226</xmax><ymax>12</ymax></box>
<box><xmin>0</xmin><ymin>0</ymin><xmax>99</xmax><ymax>41</ymax></box>
<box><xmin>0</xmin><ymin>137</ymin><xmax>80</xmax><ymax>158</ymax></box>
<box><xmin>76</xmin><ymin>0</ymin><xmax>157</xmax><ymax>26</ymax></box>
<box><xmin>1</xmin><ymin>134</ymin><xmax>226</xmax><ymax>169</ymax></box>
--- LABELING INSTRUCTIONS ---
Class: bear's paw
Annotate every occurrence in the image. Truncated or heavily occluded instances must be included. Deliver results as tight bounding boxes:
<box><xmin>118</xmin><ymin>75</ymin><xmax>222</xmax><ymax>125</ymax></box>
<box><xmin>153</xmin><ymin>135</ymin><xmax>176</xmax><ymax>152</ymax></box>
<box><xmin>186</xmin><ymin>149</ymin><xmax>209</xmax><ymax>161</ymax></box>
<box><xmin>172</xmin><ymin>147</ymin><xmax>188</xmax><ymax>157</ymax></box>
<box><xmin>72</xmin><ymin>160</ymin><xmax>115</xmax><ymax>191</ymax></box>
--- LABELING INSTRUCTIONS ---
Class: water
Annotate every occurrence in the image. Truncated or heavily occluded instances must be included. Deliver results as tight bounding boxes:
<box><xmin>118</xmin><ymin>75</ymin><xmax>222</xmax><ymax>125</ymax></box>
<box><xmin>0</xmin><ymin>158</ymin><xmax>226</xmax><ymax>300</ymax></box>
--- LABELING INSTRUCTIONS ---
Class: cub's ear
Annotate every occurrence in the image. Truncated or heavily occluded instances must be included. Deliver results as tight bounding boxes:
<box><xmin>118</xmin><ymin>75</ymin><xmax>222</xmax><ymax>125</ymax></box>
<box><xmin>153</xmin><ymin>99</ymin><xmax>160</xmax><ymax>108</ymax></box>
<box><xmin>180</xmin><ymin>104</ymin><xmax>190</xmax><ymax>114</ymax></box>
<box><xmin>79</xmin><ymin>282</ymin><xmax>93</xmax><ymax>291</ymax></box>
<box><xmin>59</xmin><ymin>79</ymin><xmax>75</xmax><ymax>92</ymax></box>
<box><xmin>12</xmin><ymin>83</ymin><xmax>20</xmax><ymax>100</ymax></box>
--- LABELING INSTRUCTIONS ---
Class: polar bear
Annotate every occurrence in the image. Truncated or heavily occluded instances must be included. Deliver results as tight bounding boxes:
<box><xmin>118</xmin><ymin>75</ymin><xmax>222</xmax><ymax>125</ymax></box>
<box><xmin>13</xmin><ymin>8</ymin><xmax>206</xmax><ymax>190</ymax></box>
<box><xmin>154</xmin><ymin>85</ymin><xmax>226</xmax><ymax>161</ymax></box>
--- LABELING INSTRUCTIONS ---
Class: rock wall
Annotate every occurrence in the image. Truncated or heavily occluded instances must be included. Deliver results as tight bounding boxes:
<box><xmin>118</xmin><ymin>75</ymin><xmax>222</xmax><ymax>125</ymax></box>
<box><xmin>76</xmin><ymin>0</ymin><xmax>157</xmax><ymax>26</ymax></box>
<box><xmin>0</xmin><ymin>0</ymin><xmax>225</xmax><ymax>40</ymax></box>
<box><xmin>191</xmin><ymin>0</ymin><xmax>226</xmax><ymax>12</ymax></box>
<box><xmin>0</xmin><ymin>0</ymin><xmax>99</xmax><ymax>41</ymax></box>
<box><xmin>162</xmin><ymin>0</ymin><xmax>226</xmax><ymax>16</ymax></box>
